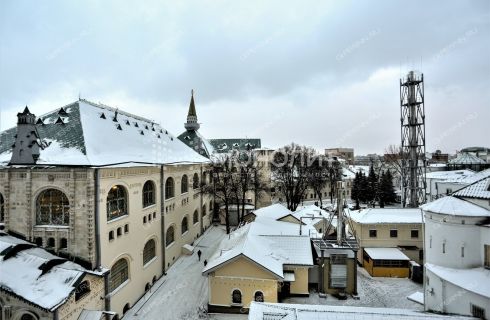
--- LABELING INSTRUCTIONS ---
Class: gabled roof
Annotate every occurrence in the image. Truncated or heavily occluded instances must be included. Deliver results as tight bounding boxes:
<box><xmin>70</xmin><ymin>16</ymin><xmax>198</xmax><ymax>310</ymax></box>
<box><xmin>421</xmin><ymin>196</ymin><xmax>490</xmax><ymax>217</ymax></box>
<box><xmin>251</xmin><ymin>204</ymin><xmax>294</xmax><ymax>221</ymax></box>
<box><xmin>0</xmin><ymin>100</ymin><xmax>209</xmax><ymax>166</ymax></box>
<box><xmin>453</xmin><ymin>176</ymin><xmax>490</xmax><ymax>199</ymax></box>
<box><xmin>202</xmin><ymin>219</ymin><xmax>313</xmax><ymax>278</ymax></box>
<box><xmin>177</xmin><ymin>129</ymin><xmax>214</xmax><ymax>158</ymax></box>
<box><xmin>0</xmin><ymin>233</ymin><xmax>106</xmax><ymax>311</ymax></box>
<box><xmin>441</xmin><ymin>168</ymin><xmax>490</xmax><ymax>184</ymax></box>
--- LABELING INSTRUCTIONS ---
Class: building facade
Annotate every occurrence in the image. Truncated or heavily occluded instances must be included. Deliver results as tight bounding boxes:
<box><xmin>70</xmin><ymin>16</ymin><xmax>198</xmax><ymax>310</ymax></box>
<box><xmin>0</xmin><ymin>100</ymin><xmax>212</xmax><ymax>318</ymax></box>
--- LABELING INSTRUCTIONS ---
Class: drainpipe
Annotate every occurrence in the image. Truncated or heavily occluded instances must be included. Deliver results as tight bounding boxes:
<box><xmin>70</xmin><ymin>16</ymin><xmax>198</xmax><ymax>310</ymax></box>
<box><xmin>200</xmin><ymin>165</ymin><xmax>204</xmax><ymax>235</ymax></box>
<box><xmin>94</xmin><ymin>168</ymin><xmax>101</xmax><ymax>268</ymax></box>
<box><xmin>319</xmin><ymin>249</ymin><xmax>324</xmax><ymax>294</ymax></box>
<box><xmin>94</xmin><ymin>169</ymin><xmax>110</xmax><ymax>316</ymax></box>
<box><xmin>353</xmin><ymin>250</ymin><xmax>358</xmax><ymax>295</ymax></box>
<box><xmin>160</xmin><ymin>165</ymin><xmax>166</xmax><ymax>274</ymax></box>
<box><xmin>53</xmin><ymin>309</ymin><xmax>58</xmax><ymax>320</ymax></box>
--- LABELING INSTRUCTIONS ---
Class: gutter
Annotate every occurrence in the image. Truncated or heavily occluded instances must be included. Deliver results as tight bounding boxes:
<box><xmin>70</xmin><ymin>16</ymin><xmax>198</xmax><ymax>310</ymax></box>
<box><xmin>160</xmin><ymin>164</ymin><xmax>166</xmax><ymax>274</ymax></box>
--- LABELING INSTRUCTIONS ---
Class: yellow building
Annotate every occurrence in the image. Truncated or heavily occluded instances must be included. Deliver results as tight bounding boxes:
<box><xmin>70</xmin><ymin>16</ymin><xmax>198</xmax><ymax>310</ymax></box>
<box><xmin>0</xmin><ymin>233</ymin><xmax>111</xmax><ymax>320</ymax></box>
<box><xmin>202</xmin><ymin>218</ymin><xmax>313</xmax><ymax>313</ymax></box>
<box><xmin>0</xmin><ymin>100</ymin><xmax>212</xmax><ymax>318</ymax></box>
<box><xmin>348</xmin><ymin>208</ymin><xmax>423</xmax><ymax>277</ymax></box>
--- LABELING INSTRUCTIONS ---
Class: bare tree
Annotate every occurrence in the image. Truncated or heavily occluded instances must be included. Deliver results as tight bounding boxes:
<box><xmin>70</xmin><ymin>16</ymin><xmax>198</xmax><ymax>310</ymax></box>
<box><xmin>326</xmin><ymin>158</ymin><xmax>342</xmax><ymax>204</ymax></box>
<box><xmin>310</xmin><ymin>155</ymin><xmax>330</xmax><ymax>208</ymax></box>
<box><xmin>384</xmin><ymin>144</ymin><xmax>407</xmax><ymax>205</ymax></box>
<box><xmin>271</xmin><ymin>143</ymin><xmax>316</xmax><ymax>211</ymax></box>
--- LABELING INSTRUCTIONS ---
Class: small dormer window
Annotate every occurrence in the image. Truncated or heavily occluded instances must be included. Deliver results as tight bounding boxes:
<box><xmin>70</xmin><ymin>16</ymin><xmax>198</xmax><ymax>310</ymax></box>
<box><xmin>116</xmin><ymin>124</ymin><xmax>122</xmax><ymax>130</ymax></box>
<box><xmin>145</xmin><ymin>125</ymin><xmax>149</xmax><ymax>130</ymax></box>
<box><xmin>152</xmin><ymin>127</ymin><xmax>155</xmax><ymax>131</ymax></box>
<box><xmin>134</xmin><ymin>122</ymin><xmax>139</xmax><ymax>127</ymax></box>
<box><xmin>160</xmin><ymin>129</ymin><xmax>163</xmax><ymax>133</ymax></box>
<box><xmin>58</xmin><ymin>107</ymin><xmax>68</xmax><ymax>116</ymax></box>
<box><xmin>55</xmin><ymin>117</ymin><xmax>64</xmax><ymax>125</ymax></box>
<box><xmin>140</xmin><ymin>130</ymin><xmax>144</xmax><ymax>135</ymax></box>
<box><xmin>100</xmin><ymin>113</ymin><xmax>106</xmax><ymax>119</ymax></box>
<box><xmin>36</xmin><ymin>118</ymin><xmax>44</xmax><ymax>125</ymax></box>
<box><xmin>171</xmin><ymin>137</ymin><xmax>173</xmax><ymax>141</ymax></box>
<box><xmin>125</xmin><ymin>120</ymin><xmax>130</xmax><ymax>125</ymax></box>
<box><xmin>165</xmin><ymin>130</ymin><xmax>168</xmax><ymax>134</ymax></box>
<box><xmin>157</xmin><ymin>134</ymin><xmax>161</xmax><ymax>139</ymax></box>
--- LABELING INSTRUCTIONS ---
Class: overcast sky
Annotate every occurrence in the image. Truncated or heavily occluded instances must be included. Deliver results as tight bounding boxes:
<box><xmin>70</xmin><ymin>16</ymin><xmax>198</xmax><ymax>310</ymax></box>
<box><xmin>0</xmin><ymin>0</ymin><xmax>489</xmax><ymax>155</ymax></box>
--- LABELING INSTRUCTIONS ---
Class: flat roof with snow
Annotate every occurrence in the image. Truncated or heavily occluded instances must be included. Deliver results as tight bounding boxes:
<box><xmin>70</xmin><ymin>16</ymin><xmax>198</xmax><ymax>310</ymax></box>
<box><xmin>364</xmin><ymin>247</ymin><xmax>410</xmax><ymax>261</ymax></box>
<box><xmin>349</xmin><ymin>208</ymin><xmax>423</xmax><ymax>224</ymax></box>
<box><xmin>421</xmin><ymin>196</ymin><xmax>490</xmax><ymax>217</ymax></box>
<box><xmin>248</xmin><ymin>302</ymin><xmax>472</xmax><ymax>320</ymax></box>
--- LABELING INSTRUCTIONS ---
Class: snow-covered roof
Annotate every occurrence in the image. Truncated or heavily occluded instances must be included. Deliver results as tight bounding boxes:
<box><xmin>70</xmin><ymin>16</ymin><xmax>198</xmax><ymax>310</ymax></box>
<box><xmin>441</xmin><ymin>168</ymin><xmax>490</xmax><ymax>184</ymax></box>
<box><xmin>425</xmin><ymin>263</ymin><xmax>490</xmax><ymax>299</ymax></box>
<box><xmin>453</xmin><ymin>176</ymin><xmax>490</xmax><ymax>200</ymax></box>
<box><xmin>364</xmin><ymin>247</ymin><xmax>410</xmax><ymax>260</ymax></box>
<box><xmin>0</xmin><ymin>233</ymin><xmax>105</xmax><ymax>311</ymax></box>
<box><xmin>202</xmin><ymin>220</ymin><xmax>313</xmax><ymax>278</ymax></box>
<box><xmin>348</xmin><ymin>208</ymin><xmax>423</xmax><ymax>224</ymax></box>
<box><xmin>421</xmin><ymin>196</ymin><xmax>490</xmax><ymax>217</ymax></box>
<box><xmin>248</xmin><ymin>302</ymin><xmax>471</xmax><ymax>320</ymax></box>
<box><xmin>449</xmin><ymin>152</ymin><xmax>486</xmax><ymax>165</ymax></box>
<box><xmin>251</xmin><ymin>203</ymin><xmax>295</xmax><ymax>221</ymax></box>
<box><xmin>342</xmin><ymin>167</ymin><xmax>356</xmax><ymax>179</ymax></box>
<box><xmin>293</xmin><ymin>205</ymin><xmax>332</xmax><ymax>226</ymax></box>
<box><xmin>425</xmin><ymin>169</ymin><xmax>474</xmax><ymax>180</ymax></box>
<box><xmin>0</xmin><ymin>100</ymin><xmax>209</xmax><ymax>166</ymax></box>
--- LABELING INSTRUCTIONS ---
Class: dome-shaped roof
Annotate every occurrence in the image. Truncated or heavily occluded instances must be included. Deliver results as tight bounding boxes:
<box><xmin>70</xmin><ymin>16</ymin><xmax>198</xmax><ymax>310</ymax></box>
<box><xmin>448</xmin><ymin>152</ymin><xmax>486</xmax><ymax>165</ymax></box>
<box><xmin>421</xmin><ymin>196</ymin><xmax>490</xmax><ymax>217</ymax></box>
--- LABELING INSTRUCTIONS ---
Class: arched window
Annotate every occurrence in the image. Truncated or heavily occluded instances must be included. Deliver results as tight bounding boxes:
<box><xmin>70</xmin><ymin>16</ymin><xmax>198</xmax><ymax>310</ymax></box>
<box><xmin>193</xmin><ymin>210</ymin><xmax>199</xmax><ymax>224</ymax></box>
<box><xmin>20</xmin><ymin>313</ymin><xmax>37</xmax><ymax>320</ymax></box>
<box><xmin>107</xmin><ymin>185</ymin><xmax>128</xmax><ymax>221</ymax></box>
<box><xmin>59</xmin><ymin>238</ymin><xmax>68</xmax><ymax>249</ymax></box>
<box><xmin>123</xmin><ymin>303</ymin><xmax>131</xmax><ymax>315</ymax></box>
<box><xmin>181</xmin><ymin>175</ymin><xmax>188</xmax><ymax>194</ymax></box>
<box><xmin>193</xmin><ymin>173</ymin><xmax>199</xmax><ymax>189</ymax></box>
<box><xmin>36</xmin><ymin>189</ymin><xmax>70</xmax><ymax>225</ymax></box>
<box><xmin>232</xmin><ymin>289</ymin><xmax>242</xmax><ymax>304</ymax></box>
<box><xmin>181</xmin><ymin>216</ymin><xmax>188</xmax><ymax>234</ymax></box>
<box><xmin>0</xmin><ymin>193</ymin><xmax>4</xmax><ymax>222</ymax></box>
<box><xmin>166</xmin><ymin>226</ymin><xmax>175</xmax><ymax>246</ymax></box>
<box><xmin>202</xmin><ymin>172</ymin><xmax>207</xmax><ymax>186</ymax></box>
<box><xmin>143</xmin><ymin>239</ymin><xmax>156</xmax><ymax>265</ymax></box>
<box><xmin>202</xmin><ymin>204</ymin><xmax>207</xmax><ymax>217</ymax></box>
<box><xmin>165</xmin><ymin>178</ymin><xmax>174</xmax><ymax>199</ymax></box>
<box><xmin>75</xmin><ymin>280</ymin><xmax>91</xmax><ymax>301</ymax></box>
<box><xmin>254</xmin><ymin>291</ymin><xmax>264</xmax><ymax>302</ymax></box>
<box><xmin>109</xmin><ymin>258</ymin><xmax>129</xmax><ymax>292</ymax></box>
<box><xmin>142</xmin><ymin>181</ymin><xmax>155</xmax><ymax>207</ymax></box>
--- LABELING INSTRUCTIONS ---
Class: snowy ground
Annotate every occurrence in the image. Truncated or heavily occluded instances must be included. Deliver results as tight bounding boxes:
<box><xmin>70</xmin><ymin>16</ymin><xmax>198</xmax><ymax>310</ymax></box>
<box><xmin>123</xmin><ymin>225</ymin><xmax>228</xmax><ymax>320</ymax></box>
<box><xmin>283</xmin><ymin>267</ymin><xmax>423</xmax><ymax>310</ymax></box>
<box><xmin>123</xmin><ymin>225</ymin><xmax>423</xmax><ymax>320</ymax></box>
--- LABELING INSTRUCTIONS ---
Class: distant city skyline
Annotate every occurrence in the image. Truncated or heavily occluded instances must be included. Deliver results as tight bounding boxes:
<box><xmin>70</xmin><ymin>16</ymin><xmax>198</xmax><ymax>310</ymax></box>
<box><xmin>0</xmin><ymin>0</ymin><xmax>489</xmax><ymax>155</ymax></box>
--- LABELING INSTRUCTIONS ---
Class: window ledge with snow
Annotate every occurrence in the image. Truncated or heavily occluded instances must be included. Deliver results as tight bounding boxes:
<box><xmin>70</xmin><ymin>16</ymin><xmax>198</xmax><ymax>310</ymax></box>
<box><xmin>107</xmin><ymin>214</ymin><xmax>129</xmax><ymax>224</ymax></box>
<box><xmin>109</xmin><ymin>279</ymin><xmax>130</xmax><ymax>297</ymax></box>
<box><xmin>143</xmin><ymin>257</ymin><xmax>157</xmax><ymax>269</ymax></box>
<box><xmin>143</xmin><ymin>204</ymin><xmax>157</xmax><ymax>210</ymax></box>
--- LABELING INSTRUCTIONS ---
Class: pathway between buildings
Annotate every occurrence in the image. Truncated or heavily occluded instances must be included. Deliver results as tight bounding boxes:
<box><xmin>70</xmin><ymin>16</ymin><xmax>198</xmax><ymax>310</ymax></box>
<box><xmin>124</xmin><ymin>225</ymin><xmax>227</xmax><ymax>320</ymax></box>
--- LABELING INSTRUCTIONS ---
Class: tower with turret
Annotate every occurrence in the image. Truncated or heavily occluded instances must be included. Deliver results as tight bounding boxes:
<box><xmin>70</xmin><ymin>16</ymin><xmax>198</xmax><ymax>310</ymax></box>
<box><xmin>10</xmin><ymin>106</ymin><xmax>41</xmax><ymax>165</ymax></box>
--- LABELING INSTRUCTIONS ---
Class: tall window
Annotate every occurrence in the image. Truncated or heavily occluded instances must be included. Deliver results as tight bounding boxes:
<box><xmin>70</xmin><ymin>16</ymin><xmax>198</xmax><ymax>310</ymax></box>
<box><xmin>369</xmin><ymin>229</ymin><xmax>377</xmax><ymax>238</ymax></box>
<box><xmin>0</xmin><ymin>193</ymin><xmax>4</xmax><ymax>222</ymax></box>
<box><xmin>232</xmin><ymin>289</ymin><xmax>242</xmax><ymax>304</ymax></box>
<box><xmin>36</xmin><ymin>189</ymin><xmax>70</xmax><ymax>225</ymax></box>
<box><xmin>202</xmin><ymin>204</ymin><xmax>207</xmax><ymax>217</ymax></box>
<box><xmin>107</xmin><ymin>185</ymin><xmax>128</xmax><ymax>221</ymax></box>
<box><xmin>181</xmin><ymin>175</ymin><xmax>188</xmax><ymax>194</ymax></box>
<box><xmin>165</xmin><ymin>178</ymin><xmax>174</xmax><ymax>199</ymax></box>
<box><xmin>142</xmin><ymin>181</ymin><xmax>155</xmax><ymax>207</ymax></box>
<box><xmin>166</xmin><ymin>226</ymin><xmax>175</xmax><ymax>246</ymax></box>
<box><xmin>193</xmin><ymin>210</ymin><xmax>199</xmax><ymax>224</ymax></box>
<box><xmin>484</xmin><ymin>244</ymin><xmax>490</xmax><ymax>268</ymax></box>
<box><xmin>193</xmin><ymin>173</ymin><xmax>199</xmax><ymax>189</ymax></box>
<box><xmin>181</xmin><ymin>216</ymin><xmax>189</xmax><ymax>234</ymax></box>
<box><xmin>390</xmin><ymin>229</ymin><xmax>398</xmax><ymax>238</ymax></box>
<box><xmin>143</xmin><ymin>239</ymin><xmax>156</xmax><ymax>265</ymax></box>
<box><xmin>109</xmin><ymin>258</ymin><xmax>129</xmax><ymax>292</ymax></box>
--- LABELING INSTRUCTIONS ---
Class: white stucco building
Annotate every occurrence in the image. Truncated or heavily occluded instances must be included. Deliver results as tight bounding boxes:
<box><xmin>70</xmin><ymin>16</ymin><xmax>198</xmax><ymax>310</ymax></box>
<box><xmin>421</xmin><ymin>176</ymin><xmax>490</xmax><ymax>319</ymax></box>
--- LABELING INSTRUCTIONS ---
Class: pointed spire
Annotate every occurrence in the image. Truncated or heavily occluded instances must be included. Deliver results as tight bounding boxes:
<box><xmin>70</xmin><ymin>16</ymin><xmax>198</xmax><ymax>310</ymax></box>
<box><xmin>184</xmin><ymin>89</ymin><xmax>200</xmax><ymax>131</ymax></box>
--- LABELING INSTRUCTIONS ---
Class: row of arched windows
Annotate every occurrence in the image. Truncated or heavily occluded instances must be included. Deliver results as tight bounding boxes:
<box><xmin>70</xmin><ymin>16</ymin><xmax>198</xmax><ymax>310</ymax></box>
<box><xmin>165</xmin><ymin>206</ymin><xmax>207</xmax><ymax>247</ymax></box>
<box><xmin>109</xmin><ymin>238</ymin><xmax>157</xmax><ymax>292</ymax></box>
<box><xmin>165</xmin><ymin>172</ymin><xmax>206</xmax><ymax>199</ymax></box>
<box><xmin>230</xmin><ymin>289</ymin><xmax>264</xmax><ymax>304</ymax></box>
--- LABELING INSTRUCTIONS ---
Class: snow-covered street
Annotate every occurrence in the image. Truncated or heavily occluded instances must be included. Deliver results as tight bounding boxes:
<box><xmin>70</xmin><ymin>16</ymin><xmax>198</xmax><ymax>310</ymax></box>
<box><xmin>123</xmin><ymin>225</ymin><xmax>228</xmax><ymax>320</ymax></box>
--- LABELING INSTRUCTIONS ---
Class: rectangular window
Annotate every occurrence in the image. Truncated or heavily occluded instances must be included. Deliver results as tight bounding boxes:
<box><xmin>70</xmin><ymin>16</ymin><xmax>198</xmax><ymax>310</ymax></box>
<box><xmin>109</xmin><ymin>231</ymin><xmax>114</xmax><ymax>241</ymax></box>
<box><xmin>390</xmin><ymin>229</ymin><xmax>398</xmax><ymax>238</ymax></box>
<box><xmin>484</xmin><ymin>244</ymin><xmax>490</xmax><ymax>268</ymax></box>
<box><xmin>124</xmin><ymin>224</ymin><xmax>129</xmax><ymax>233</ymax></box>
<box><xmin>117</xmin><ymin>227</ymin><xmax>122</xmax><ymax>237</ymax></box>
<box><xmin>471</xmin><ymin>304</ymin><xmax>485</xmax><ymax>319</ymax></box>
<box><xmin>443</xmin><ymin>242</ymin><xmax>446</xmax><ymax>254</ymax></box>
<box><xmin>369</xmin><ymin>229</ymin><xmax>377</xmax><ymax>238</ymax></box>
<box><xmin>411</xmin><ymin>229</ymin><xmax>419</xmax><ymax>238</ymax></box>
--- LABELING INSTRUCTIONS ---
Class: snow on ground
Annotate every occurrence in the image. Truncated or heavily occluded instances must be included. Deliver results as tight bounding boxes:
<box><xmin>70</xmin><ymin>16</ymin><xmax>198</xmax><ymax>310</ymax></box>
<box><xmin>283</xmin><ymin>267</ymin><xmax>424</xmax><ymax>310</ymax></box>
<box><xmin>123</xmin><ymin>225</ymin><xmax>228</xmax><ymax>320</ymax></box>
<box><xmin>123</xmin><ymin>226</ymin><xmax>423</xmax><ymax>320</ymax></box>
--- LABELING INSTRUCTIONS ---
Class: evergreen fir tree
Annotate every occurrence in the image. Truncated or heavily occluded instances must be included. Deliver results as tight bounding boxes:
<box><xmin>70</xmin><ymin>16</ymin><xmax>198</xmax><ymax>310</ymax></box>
<box><xmin>367</xmin><ymin>164</ymin><xmax>378</xmax><ymax>205</ymax></box>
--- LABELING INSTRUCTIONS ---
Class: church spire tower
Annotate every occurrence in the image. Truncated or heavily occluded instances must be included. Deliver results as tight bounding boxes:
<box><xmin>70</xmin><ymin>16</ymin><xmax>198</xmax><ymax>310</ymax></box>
<box><xmin>184</xmin><ymin>89</ymin><xmax>200</xmax><ymax>131</ymax></box>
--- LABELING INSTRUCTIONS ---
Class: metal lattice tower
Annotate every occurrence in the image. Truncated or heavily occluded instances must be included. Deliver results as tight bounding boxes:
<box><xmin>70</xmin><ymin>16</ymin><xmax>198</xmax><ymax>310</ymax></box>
<box><xmin>400</xmin><ymin>71</ymin><xmax>426</xmax><ymax>207</ymax></box>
